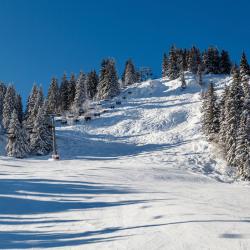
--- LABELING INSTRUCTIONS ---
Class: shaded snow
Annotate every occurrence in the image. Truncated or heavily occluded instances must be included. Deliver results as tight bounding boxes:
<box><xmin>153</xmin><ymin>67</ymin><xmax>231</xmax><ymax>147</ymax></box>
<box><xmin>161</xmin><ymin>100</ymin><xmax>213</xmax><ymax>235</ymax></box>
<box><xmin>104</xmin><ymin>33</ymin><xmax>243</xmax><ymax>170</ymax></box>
<box><xmin>0</xmin><ymin>74</ymin><xmax>250</xmax><ymax>249</ymax></box>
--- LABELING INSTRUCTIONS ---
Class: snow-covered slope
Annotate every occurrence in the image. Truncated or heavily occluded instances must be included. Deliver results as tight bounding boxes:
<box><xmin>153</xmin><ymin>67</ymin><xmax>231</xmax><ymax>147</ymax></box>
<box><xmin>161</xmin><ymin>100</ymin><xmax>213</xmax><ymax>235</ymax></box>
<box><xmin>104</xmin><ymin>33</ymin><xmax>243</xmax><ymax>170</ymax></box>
<box><xmin>1</xmin><ymin>74</ymin><xmax>250</xmax><ymax>250</ymax></box>
<box><xmin>57</xmin><ymin>73</ymin><xmax>231</xmax><ymax>180</ymax></box>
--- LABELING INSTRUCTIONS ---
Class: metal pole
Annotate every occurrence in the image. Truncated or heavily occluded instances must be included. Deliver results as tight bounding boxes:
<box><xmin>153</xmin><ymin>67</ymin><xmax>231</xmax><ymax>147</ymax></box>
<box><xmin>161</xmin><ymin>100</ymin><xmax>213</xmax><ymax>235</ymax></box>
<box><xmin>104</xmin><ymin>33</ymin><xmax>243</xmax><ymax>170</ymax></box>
<box><xmin>51</xmin><ymin>115</ymin><xmax>58</xmax><ymax>156</ymax></box>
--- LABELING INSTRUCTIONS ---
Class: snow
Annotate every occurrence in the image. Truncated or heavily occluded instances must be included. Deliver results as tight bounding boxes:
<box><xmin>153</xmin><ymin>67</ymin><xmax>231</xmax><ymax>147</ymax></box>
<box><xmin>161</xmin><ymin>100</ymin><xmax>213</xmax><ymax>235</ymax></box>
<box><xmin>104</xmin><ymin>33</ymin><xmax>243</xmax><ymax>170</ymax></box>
<box><xmin>0</xmin><ymin>74</ymin><xmax>250</xmax><ymax>249</ymax></box>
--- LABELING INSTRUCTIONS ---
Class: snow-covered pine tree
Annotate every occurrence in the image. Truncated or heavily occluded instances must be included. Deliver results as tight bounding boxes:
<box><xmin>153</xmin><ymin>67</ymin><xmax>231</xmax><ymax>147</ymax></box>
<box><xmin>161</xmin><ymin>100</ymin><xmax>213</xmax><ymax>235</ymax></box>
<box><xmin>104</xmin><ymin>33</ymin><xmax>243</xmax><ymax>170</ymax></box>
<box><xmin>162</xmin><ymin>53</ymin><xmax>168</xmax><ymax>77</ymax></box>
<box><xmin>123</xmin><ymin>59</ymin><xmax>137</xmax><ymax>86</ymax></box>
<box><xmin>188</xmin><ymin>46</ymin><xmax>201</xmax><ymax>74</ymax></box>
<box><xmin>197</xmin><ymin>64</ymin><xmax>203</xmax><ymax>86</ymax></box>
<box><xmin>15</xmin><ymin>94</ymin><xmax>23</xmax><ymax>123</ymax></box>
<box><xmin>181</xmin><ymin>49</ymin><xmax>188</xmax><ymax>71</ymax></box>
<box><xmin>59</xmin><ymin>73</ymin><xmax>69</xmax><ymax>112</ymax></box>
<box><xmin>86</xmin><ymin>70</ymin><xmax>99</xmax><ymax>99</ymax></box>
<box><xmin>47</xmin><ymin>77</ymin><xmax>59</xmax><ymax>114</ymax></box>
<box><xmin>96</xmin><ymin>59</ymin><xmax>119</xmax><ymax>100</ymax></box>
<box><xmin>224</xmin><ymin>68</ymin><xmax>244</xmax><ymax>165</ymax></box>
<box><xmin>6</xmin><ymin>109</ymin><xmax>29</xmax><ymax>158</ymax></box>
<box><xmin>25</xmin><ymin>84</ymin><xmax>38</xmax><ymax>120</ymax></box>
<box><xmin>206</xmin><ymin>47</ymin><xmax>220</xmax><ymax>74</ymax></box>
<box><xmin>202</xmin><ymin>50</ymin><xmax>210</xmax><ymax>73</ymax></box>
<box><xmin>219</xmin><ymin>50</ymin><xmax>231</xmax><ymax>74</ymax></box>
<box><xmin>168</xmin><ymin>45</ymin><xmax>179</xmax><ymax>80</ymax></box>
<box><xmin>0</xmin><ymin>82</ymin><xmax>7</xmax><ymax>130</ymax></box>
<box><xmin>73</xmin><ymin>71</ymin><xmax>86</xmax><ymax>111</ymax></box>
<box><xmin>218</xmin><ymin>86</ymin><xmax>229</xmax><ymax>145</ymax></box>
<box><xmin>239</xmin><ymin>52</ymin><xmax>250</xmax><ymax>97</ymax></box>
<box><xmin>30</xmin><ymin>102</ymin><xmax>53</xmax><ymax>155</ymax></box>
<box><xmin>2</xmin><ymin>85</ymin><xmax>16</xmax><ymax>130</ymax></box>
<box><xmin>235</xmin><ymin>112</ymin><xmax>250</xmax><ymax>179</ymax></box>
<box><xmin>201</xmin><ymin>82</ymin><xmax>220</xmax><ymax>140</ymax></box>
<box><xmin>68</xmin><ymin>73</ymin><xmax>76</xmax><ymax>109</ymax></box>
<box><xmin>25</xmin><ymin>86</ymin><xmax>44</xmax><ymax>129</ymax></box>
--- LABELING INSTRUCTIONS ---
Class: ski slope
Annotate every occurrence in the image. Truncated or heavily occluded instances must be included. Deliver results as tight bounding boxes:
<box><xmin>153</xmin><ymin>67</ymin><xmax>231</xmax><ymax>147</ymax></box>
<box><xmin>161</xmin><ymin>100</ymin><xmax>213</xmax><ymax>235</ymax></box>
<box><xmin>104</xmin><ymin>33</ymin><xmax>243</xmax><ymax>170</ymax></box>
<box><xmin>0</xmin><ymin>74</ymin><xmax>250</xmax><ymax>250</ymax></box>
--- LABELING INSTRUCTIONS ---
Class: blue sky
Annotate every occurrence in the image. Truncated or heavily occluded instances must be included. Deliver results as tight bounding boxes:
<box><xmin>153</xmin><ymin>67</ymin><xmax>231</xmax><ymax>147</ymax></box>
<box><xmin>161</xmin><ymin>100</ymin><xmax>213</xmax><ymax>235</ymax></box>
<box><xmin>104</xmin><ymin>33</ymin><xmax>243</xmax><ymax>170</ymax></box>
<box><xmin>0</xmin><ymin>0</ymin><xmax>249</xmax><ymax>101</ymax></box>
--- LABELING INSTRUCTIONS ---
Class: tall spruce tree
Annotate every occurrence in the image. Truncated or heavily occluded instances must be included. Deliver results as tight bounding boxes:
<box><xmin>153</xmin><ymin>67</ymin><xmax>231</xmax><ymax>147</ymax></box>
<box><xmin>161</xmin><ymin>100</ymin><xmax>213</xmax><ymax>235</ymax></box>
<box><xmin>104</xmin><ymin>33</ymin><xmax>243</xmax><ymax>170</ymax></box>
<box><xmin>15</xmin><ymin>94</ymin><xmax>23</xmax><ymax>123</ymax></box>
<box><xmin>47</xmin><ymin>77</ymin><xmax>59</xmax><ymax>114</ymax></box>
<box><xmin>235</xmin><ymin>113</ymin><xmax>250</xmax><ymax>179</ymax></box>
<box><xmin>188</xmin><ymin>46</ymin><xmax>201</xmax><ymax>74</ymax></box>
<box><xmin>59</xmin><ymin>73</ymin><xmax>69</xmax><ymax>112</ymax></box>
<box><xmin>73</xmin><ymin>71</ymin><xmax>86</xmax><ymax>110</ymax></box>
<box><xmin>201</xmin><ymin>82</ymin><xmax>220</xmax><ymax>140</ymax></box>
<box><xmin>168</xmin><ymin>45</ymin><xmax>179</xmax><ymax>80</ymax></box>
<box><xmin>68</xmin><ymin>73</ymin><xmax>76</xmax><ymax>109</ymax></box>
<box><xmin>224</xmin><ymin>68</ymin><xmax>244</xmax><ymax>165</ymax></box>
<box><xmin>6</xmin><ymin>109</ymin><xmax>29</xmax><ymax>158</ymax></box>
<box><xmin>162</xmin><ymin>53</ymin><xmax>168</xmax><ymax>77</ymax></box>
<box><xmin>220</xmin><ymin>50</ymin><xmax>231</xmax><ymax>74</ymax></box>
<box><xmin>240</xmin><ymin>52</ymin><xmax>250</xmax><ymax>97</ymax></box>
<box><xmin>123</xmin><ymin>59</ymin><xmax>137</xmax><ymax>86</ymax></box>
<box><xmin>197</xmin><ymin>64</ymin><xmax>203</xmax><ymax>86</ymax></box>
<box><xmin>30</xmin><ymin>102</ymin><xmax>53</xmax><ymax>155</ymax></box>
<box><xmin>25</xmin><ymin>86</ymin><xmax>44</xmax><ymax>129</ymax></box>
<box><xmin>96</xmin><ymin>59</ymin><xmax>119</xmax><ymax>100</ymax></box>
<box><xmin>86</xmin><ymin>70</ymin><xmax>99</xmax><ymax>99</ymax></box>
<box><xmin>25</xmin><ymin>84</ymin><xmax>38</xmax><ymax>120</ymax></box>
<box><xmin>2</xmin><ymin>85</ymin><xmax>16</xmax><ymax>130</ymax></box>
<box><xmin>0</xmin><ymin>83</ymin><xmax>7</xmax><ymax>130</ymax></box>
<box><xmin>218</xmin><ymin>86</ymin><xmax>229</xmax><ymax>145</ymax></box>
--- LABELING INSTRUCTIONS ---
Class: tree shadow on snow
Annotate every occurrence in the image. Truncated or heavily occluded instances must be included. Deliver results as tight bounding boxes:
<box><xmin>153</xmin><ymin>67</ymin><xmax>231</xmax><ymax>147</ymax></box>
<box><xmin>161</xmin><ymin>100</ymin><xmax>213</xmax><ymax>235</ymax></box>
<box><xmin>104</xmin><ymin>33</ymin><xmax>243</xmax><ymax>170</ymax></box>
<box><xmin>1</xmin><ymin>219</ymin><xmax>250</xmax><ymax>249</ymax></box>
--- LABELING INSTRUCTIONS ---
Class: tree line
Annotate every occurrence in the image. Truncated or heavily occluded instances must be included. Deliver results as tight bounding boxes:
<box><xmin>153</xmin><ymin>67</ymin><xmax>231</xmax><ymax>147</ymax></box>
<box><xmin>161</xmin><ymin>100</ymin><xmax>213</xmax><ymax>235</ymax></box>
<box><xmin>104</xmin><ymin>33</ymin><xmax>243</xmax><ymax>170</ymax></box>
<box><xmin>162</xmin><ymin>45</ymin><xmax>232</xmax><ymax>80</ymax></box>
<box><xmin>0</xmin><ymin>58</ymin><xmax>141</xmax><ymax>158</ymax></box>
<box><xmin>201</xmin><ymin>52</ymin><xmax>250</xmax><ymax>180</ymax></box>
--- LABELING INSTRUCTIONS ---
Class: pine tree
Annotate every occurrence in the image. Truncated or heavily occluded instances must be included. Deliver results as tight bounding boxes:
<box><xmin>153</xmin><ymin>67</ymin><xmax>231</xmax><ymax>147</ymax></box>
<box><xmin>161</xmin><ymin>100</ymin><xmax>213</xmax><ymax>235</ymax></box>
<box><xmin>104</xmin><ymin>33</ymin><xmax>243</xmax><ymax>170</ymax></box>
<box><xmin>73</xmin><ymin>71</ymin><xmax>86</xmax><ymax>110</ymax></box>
<box><xmin>220</xmin><ymin>50</ymin><xmax>231</xmax><ymax>74</ymax></box>
<box><xmin>0</xmin><ymin>83</ymin><xmax>7</xmax><ymax>130</ymax></box>
<box><xmin>2</xmin><ymin>85</ymin><xmax>16</xmax><ymax>130</ymax></box>
<box><xmin>235</xmin><ymin>113</ymin><xmax>250</xmax><ymax>179</ymax></box>
<box><xmin>25</xmin><ymin>86</ymin><xmax>44</xmax><ymax>129</ymax></box>
<box><xmin>206</xmin><ymin>47</ymin><xmax>220</xmax><ymax>74</ymax></box>
<box><xmin>197</xmin><ymin>64</ymin><xmax>203</xmax><ymax>86</ymax></box>
<box><xmin>218</xmin><ymin>86</ymin><xmax>229</xmax><ymax>145</ymax></box>
<box><xmin>224</xmin><ymin>68</ymin><xmax>244</xmax><ymax>165</ymax></box>
<box><xmin>68</xmin><ymin>73</ymin><xmax>76</xmax><ymax>109</ymax></box>
<box><xmin>202</xmin><ymin>50</ymin><xmax>209</xmax><ymax>73</ymax></box>
<box><xmin>15</xmin><ymin>94</ymin><xmax>23</xmax><ymax>123</ymax></box>
<box><xmin>96</xmin><ymin>59</ymin><xmax>119</xmax><ymax>100</ymax></box>
<box><xmin>201</xmin><ymin>82</ymin><xmax>220</xmax><ymax>140</ymax></box>
<box><xmin>6</xmin><ymin>109</ymin><xmax>29</xmax><ymax>158</ymax></box>
<box><xmin>240</xmin><ymin>52</ymin><xmax>250</xmax><ymax>97</ymax></box>
<box><xmin>188</xmin><ymin>46</ymin><xmax>201</xmax><ymax>74</ymax></box>
<box><xmin>30</xmin><ymin>102</ymin><xmax>53</xmax><ymax>155</ymax></box>
<box><xmin>59</xmin><ymin>73</ymin><xmax>69</xmax><ymax>112</ymax></box>
<box><xmin>25</xmin><ymin>84</ymin><xmax>38</xmax><ymax>120</ymax></box>
<box><xmin>86</xmin><ymin>70</ymin><xmax>99</xmax><ymax>99</ymax></box>
<box><xmin>162</xmin><ymin>53</ymin><xmax>168</xmax><ymax>77</ymax></box>
<box><xmin>47</xmin><ymin>77</ymin><xmax>59</xmax><ymax>114</ymax></box>
<box><xmin>168</xmin><ymin>45</ymin><xmax>179</xmax><ymax>80</ymax></box>
<box><xmin>123</xmin><ymin>59</ymin><xmax>137</xmax><ymax>86</ymax></box>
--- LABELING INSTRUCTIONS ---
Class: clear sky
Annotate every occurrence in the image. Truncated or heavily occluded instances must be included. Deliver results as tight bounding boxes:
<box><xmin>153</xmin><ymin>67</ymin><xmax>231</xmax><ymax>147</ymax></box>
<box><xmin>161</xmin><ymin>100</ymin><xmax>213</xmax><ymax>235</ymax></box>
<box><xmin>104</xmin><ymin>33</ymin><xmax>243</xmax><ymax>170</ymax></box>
<box><xmin>0</xmin><ymin>0</ymin><xmax>249</xmax><ymax>101</ymax></box>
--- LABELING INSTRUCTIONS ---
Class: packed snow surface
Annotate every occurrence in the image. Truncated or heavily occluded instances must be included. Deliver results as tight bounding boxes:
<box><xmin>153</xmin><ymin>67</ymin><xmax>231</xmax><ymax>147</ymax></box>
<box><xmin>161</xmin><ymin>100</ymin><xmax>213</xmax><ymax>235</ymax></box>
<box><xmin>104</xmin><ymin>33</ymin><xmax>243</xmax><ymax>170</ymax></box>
<box><xmin>0</xmin><ymin>74</ymin><xmax>250</xmax><ymax>249</ymax></box>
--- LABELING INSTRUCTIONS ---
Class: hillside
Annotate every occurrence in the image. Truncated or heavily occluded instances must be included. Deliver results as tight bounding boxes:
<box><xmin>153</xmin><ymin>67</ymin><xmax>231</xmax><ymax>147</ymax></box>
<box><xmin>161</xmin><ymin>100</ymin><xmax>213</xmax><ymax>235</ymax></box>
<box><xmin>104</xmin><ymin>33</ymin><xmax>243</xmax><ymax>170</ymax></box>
<box><xmin>0</xmin><ymin>74</ymin><xmax>250</xmax><ymax>250</ymax></box>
